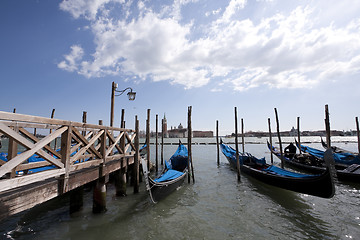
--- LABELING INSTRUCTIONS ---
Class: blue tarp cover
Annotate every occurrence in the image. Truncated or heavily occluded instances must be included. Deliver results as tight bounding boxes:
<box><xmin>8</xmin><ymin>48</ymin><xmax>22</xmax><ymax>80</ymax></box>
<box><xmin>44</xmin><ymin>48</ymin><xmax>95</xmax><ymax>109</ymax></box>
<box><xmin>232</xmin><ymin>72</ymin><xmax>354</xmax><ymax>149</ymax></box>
<box><xmin>264</xmin><ymin>165</ymin><xmax>318</xmax><ymax>178</ymax></box>
<box><xmin>154</xmin><ymin>169</ymin><xmax>184</xmax><ymax>182</ymax></box>
<box><xmin>169</xmin><ymin>144</ymin><xmax>188</xmax><ymax>171</ymax></box>
<box><xmin>220</xmin><ymin>143</ymin><xmax>265</xmax><ymax>165</ymax></box>
<box><xmin>300</xmin><ymin>144</ymin><xmax>360</xmax><ymax>165</ymax></box>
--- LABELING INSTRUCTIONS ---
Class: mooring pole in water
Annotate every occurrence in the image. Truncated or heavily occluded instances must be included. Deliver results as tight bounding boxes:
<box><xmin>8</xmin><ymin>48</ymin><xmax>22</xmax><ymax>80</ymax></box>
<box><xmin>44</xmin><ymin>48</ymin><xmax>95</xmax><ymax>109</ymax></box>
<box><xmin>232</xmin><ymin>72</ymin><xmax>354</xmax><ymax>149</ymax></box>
<box><xmin>268</xmin><ymin>118</ymin><xmax>274</xmax><ymax>165</ymax></box>
<box><xmin>274</xmin><ymin>108</ymin><xmax>284</xmax><ymax>169</ymax></box>
<box><xmin>188</xmin><ymin>106</ymin><xmax>195</xmax><ymax>183</ymax></box>
<box><xmin>161</xmin><ymin>118</ymin><xmax>164</xmax><ymax>166</ymax></box>
<box><xmin>241</xmin><ymin>118</ymin><xmax>245</xmax><ymax>153</ymax></box>
<box><xmin>297</xmin><ymin>117</ymin><xmax>302</xmax><ymax>154</ymax></box>
<box><xmin>93</xmin><ymin>180</ymin><xmax>106</xmax><ymax>213</ymax></box>
<box><xmin>70</xmin><ymin>186</ymin><xmax>84</xmax><ymax>214</ymax></box>
<box><xmin>325</xmin><ymin>104</ymin><xmax>331</xmax><ymax>148</ymax></box>
<box><xmin>134</xmin><ymin>116</ymin><xmax>140</xmax><ymax>193</ymax></box>
<box><xmin>216</xmin><ymin>120</ymin><xmax>220</xmax><ymax>165</ymax></box>
<box><xmin>146</xmin><ymin>109</ymin><xmax>150</xmax><ymax>171</ymax></box>
<box><xmin>115</xmin><ymin>165</ymin><xmax>127</xmax><ymax>197</ymax></box>
<box><xmin>155</xmin><ymin>114</ymin><xmax>158</xmax><ymax>173</ymax></box>
<box><xmin>234</xmin><ymin>107</ymin><xmax>241</xmax><ymax>181</ymax></box>
<box><xmin>93</xmin><ymin>120</ymin><xmax>107</xmax><ymax>213</ymax></box>
<box><xmin>356</xmin><ymin>117</ymin><xmax>360</xmax><ymax>153</ymax></box>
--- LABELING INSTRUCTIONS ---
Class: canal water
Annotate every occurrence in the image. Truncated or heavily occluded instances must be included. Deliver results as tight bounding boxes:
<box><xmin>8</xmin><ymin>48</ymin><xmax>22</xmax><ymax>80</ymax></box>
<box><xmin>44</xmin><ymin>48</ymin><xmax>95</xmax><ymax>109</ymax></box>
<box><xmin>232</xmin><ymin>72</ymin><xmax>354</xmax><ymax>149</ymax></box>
<box><xmin>1</xmin><ymin>137</ymin><xmax>359</xmax><ymax>239</ymax></box>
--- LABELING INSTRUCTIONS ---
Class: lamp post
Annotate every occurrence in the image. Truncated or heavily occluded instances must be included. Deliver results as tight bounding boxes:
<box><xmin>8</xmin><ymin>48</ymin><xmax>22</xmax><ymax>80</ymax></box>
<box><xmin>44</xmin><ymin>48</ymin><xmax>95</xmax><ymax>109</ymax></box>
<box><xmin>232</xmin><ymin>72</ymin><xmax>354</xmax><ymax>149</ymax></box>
<box><xmin>110</xmin><ymin>81</ymin><xmax>136</xmax><ymax>127</ymax></box>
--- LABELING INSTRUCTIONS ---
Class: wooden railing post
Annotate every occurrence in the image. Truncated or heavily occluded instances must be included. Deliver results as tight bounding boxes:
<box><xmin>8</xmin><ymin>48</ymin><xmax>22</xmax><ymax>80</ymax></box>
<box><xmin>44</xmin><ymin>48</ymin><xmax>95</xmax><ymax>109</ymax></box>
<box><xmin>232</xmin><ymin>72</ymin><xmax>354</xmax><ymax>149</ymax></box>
<box><xmin>59</xmin><ymin>125</ymin><xmax>71</xmax><ymax>194</ymax></box>
<box><xmin>93</xmin><ymin>120</ymin><xmax>107</xmax><ymax>213</ymax></box>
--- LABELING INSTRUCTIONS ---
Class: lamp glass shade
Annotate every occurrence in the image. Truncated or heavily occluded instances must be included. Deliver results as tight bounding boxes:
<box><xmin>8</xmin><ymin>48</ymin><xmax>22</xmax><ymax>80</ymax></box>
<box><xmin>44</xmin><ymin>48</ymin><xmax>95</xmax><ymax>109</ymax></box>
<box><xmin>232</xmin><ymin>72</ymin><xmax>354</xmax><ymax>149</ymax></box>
<box><xmin>127</xmin><ymin>91</ymin><xmax>136</xmax><ymax>101</ymax></box>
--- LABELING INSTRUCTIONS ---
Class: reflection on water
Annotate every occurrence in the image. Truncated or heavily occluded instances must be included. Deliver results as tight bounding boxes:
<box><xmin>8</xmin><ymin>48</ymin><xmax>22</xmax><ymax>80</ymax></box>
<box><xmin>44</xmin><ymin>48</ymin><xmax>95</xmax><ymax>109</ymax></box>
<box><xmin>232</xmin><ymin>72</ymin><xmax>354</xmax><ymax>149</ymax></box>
<box><xmin>1</xmin><ymin>138</ymin><xmax>360</xmax><ymax>239</ymax></box>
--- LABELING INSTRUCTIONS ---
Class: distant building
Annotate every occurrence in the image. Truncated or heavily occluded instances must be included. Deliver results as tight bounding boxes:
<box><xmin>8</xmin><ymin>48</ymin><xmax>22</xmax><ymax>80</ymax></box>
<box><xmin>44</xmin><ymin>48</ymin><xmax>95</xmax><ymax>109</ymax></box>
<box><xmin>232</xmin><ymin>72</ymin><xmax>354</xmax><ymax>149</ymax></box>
<box><xmin>168</xmin><ymin>123</ymin><xmax>188</xmax><ymax>138</ymax></box>
<box><xmin>289</xmin><ymin>127</ymin><xmax>297</xmax><ymax>136</ymax></box>
<box><xmin>193</xmin><ymin>131</ymin><xmax>213</xmax><ymax>138</ymax></box>
<box><xmin>163</xmin><ymin>114</ymin><xmax>168</xmax><ymax>138</ymax></box>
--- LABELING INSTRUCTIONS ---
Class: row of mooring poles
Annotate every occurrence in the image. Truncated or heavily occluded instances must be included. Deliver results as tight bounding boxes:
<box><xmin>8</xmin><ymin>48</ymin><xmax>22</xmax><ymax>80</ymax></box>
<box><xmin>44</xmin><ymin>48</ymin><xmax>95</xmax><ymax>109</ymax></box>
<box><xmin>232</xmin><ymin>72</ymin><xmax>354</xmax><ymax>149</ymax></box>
<box><xmin>142</xmin><ymin>107</ymin><xmax>194</xmax><ymax>183</ymax></box>
<box><xmin>215</xmin><ymin>107</ymin><xmax>245</xmax><ymax>182</ymax></box>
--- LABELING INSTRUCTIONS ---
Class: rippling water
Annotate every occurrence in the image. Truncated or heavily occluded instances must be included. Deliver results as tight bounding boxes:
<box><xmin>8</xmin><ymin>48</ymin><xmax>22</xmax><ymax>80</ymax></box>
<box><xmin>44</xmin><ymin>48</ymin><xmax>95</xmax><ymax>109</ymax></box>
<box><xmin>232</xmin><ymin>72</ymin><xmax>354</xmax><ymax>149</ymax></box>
<box><xmin>1</xmin><ymin>137</ymin><xmax>360</xmax><ymax>239</ymax></box>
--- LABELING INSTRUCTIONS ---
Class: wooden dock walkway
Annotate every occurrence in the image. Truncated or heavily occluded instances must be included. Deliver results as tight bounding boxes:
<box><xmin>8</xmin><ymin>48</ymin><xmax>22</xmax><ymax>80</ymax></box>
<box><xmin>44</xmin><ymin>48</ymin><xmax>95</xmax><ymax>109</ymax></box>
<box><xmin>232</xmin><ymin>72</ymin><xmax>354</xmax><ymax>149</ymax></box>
<box><xmin>0</xmin><ymin>111</ymin><xmax>140</xmax><ymax>221</ymax></box>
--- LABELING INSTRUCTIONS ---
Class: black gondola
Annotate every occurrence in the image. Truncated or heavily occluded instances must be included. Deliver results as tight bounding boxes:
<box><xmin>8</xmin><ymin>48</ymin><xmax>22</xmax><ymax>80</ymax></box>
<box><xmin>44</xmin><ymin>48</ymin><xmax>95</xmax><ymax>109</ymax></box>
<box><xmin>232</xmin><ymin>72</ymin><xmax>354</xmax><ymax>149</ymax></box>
<box><xmin>321</xmin><ymin>137</ymin><xmax>358</xmax><ymax>155</ymax></box>
<box><xmin>270</xmin><ymin>141</ymin><xmax>360</xmax><ymax>183</ymax></box>
<box><xmin>221</xmin><ymin>140</ymin><xmax>335</xmax><ymax>198</ymax></box>
<box><xmin>142</xmin><ymin>140</ymin><xmax>188</xmax><ymax>203</ymax></box>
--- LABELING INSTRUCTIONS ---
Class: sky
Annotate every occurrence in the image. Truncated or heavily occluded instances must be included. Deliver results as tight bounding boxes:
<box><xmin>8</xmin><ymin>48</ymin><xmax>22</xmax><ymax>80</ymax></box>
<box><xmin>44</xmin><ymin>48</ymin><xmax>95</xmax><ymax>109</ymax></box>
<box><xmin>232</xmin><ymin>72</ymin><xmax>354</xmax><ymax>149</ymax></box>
<box><xmin>1</xmin><ymin>0</ymin><xmax>360</xmax><ymax>135</ymax></box>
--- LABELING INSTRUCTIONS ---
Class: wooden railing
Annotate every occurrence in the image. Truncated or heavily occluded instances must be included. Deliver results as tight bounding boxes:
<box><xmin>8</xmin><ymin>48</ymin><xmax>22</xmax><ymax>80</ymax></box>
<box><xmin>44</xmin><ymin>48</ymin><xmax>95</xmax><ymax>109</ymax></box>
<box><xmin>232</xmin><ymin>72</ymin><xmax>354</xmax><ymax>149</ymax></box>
<box><xmin>0</xmin><ymin>111</ymin><xmax>137</xmax><ymax>193</ymax></box>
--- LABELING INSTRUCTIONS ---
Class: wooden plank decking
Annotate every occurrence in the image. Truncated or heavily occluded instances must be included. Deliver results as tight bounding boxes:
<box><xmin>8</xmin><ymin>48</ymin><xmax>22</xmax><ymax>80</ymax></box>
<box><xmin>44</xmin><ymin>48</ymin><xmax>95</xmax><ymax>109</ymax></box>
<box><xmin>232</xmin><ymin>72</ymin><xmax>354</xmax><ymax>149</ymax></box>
<box><xmin>0</xmin><ymin>111</ymin><xmax>139</xmax><ymax>221</ymax></box>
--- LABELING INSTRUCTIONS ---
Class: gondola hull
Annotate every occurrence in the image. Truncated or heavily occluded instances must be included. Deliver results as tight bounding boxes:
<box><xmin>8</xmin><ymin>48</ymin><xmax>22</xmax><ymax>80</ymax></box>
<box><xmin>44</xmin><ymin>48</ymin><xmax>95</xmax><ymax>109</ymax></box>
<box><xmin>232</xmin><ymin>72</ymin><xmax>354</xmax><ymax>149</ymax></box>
<box><xmin>221</xmin><ymin>143</ymin><xmax>335</xmax><ymax>198</ymax></box>
<box><xmin>268</xmin><ymin>142</ymin><xmax>360</xmax><ymax>183</ymax></box>
<box><xmin>149</xmin><ymin>171</ymin><xmax>187</xmax><ymax>202</ymax></box>
<box><xmin>239</xmin><ymin>164</ymin><xmax>334</xmax><ymax>198</ymax></box>
<box><xmin>143</xmin><ymin>141</ymin><xmax>189</xmax><ymax>203</ymax></box>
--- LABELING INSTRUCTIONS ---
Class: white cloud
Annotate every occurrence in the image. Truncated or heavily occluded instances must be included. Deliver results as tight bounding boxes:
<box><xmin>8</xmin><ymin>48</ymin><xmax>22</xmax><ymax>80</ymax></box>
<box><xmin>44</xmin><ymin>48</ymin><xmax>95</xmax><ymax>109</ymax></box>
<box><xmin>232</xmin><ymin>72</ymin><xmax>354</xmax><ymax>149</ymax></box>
<box><xmin>59</xmin><ymin>0</ymin><xmax>125</xmax><ymax>20</ymax></box>
<box><xmin>57</xmin><ymin>45</ymin><xmax>84</xmax><ymax>72</ymax></box>
<box><xmin>58</xmin><ymin>0</ymin><xmax>360</xmax><ymax>91</ymax></box>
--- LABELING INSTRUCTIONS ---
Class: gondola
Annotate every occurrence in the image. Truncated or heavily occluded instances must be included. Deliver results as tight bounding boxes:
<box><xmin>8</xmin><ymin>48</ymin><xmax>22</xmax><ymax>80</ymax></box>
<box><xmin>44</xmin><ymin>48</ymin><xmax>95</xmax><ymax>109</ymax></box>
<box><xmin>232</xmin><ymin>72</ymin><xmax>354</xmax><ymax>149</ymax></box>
<box><xmin>220</xmin><ymin>140</ymin><xmax>335</xmax><ymax>198</ymax></box>
<box><xmin>268</xmin><ymin>141</ymin><xmax>360</xmax><ymax>183</ymax></box>
<box><xmin>321</xmin><ymin>137</ymin><xmax>357</xmax><ymax>155</ymax></box>
<box><xmin>297</xmin><ymin>139</ymin><xmax>360</xmax><ymax>165</ymax></box>
<box><xmin>142</xmin><ymin>140</ymin><xmax>188</xmax><ymax>203</ymax></box>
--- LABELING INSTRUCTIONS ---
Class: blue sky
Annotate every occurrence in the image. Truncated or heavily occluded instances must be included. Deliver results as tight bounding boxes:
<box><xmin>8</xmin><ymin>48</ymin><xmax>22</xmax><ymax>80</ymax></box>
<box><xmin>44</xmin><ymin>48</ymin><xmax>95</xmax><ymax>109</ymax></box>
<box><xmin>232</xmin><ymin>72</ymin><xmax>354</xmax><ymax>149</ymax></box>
<box><xmin>1</xmin><ymin>0</ymin><xmax>360</xmax><ymax>135</ymax></box>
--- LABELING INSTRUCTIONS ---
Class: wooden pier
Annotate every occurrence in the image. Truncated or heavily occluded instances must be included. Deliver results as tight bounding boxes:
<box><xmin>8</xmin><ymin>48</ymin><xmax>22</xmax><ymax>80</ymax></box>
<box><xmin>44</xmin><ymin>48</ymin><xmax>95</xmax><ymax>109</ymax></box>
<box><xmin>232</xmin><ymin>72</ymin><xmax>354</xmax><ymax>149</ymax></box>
<box><xmin>0</xmin><ymin>111</ymin><xmax>140</xmax><ymax>221</ymax></box>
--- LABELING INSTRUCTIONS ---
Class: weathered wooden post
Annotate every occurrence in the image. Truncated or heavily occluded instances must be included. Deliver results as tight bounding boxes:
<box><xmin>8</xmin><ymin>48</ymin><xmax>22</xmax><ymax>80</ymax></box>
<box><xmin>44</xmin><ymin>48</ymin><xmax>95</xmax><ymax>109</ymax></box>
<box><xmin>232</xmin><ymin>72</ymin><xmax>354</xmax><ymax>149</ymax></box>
<box><xmin>146</xmin><ymin>109</ymin><xmax>150</xmax><ymax>170</ymax></box>
<box><xmin>356</xmin><ymin>117</ymin><xmax>360</xmax><ymax>153</ymax></box>
<box><xmin>7</xmin><ymin>109</ymin><xmax>18</xmax><ymax>178</ymax></box>
<box><xmin>155</xmin><ymin>114</ymin><xmax>158</xmax><ymax>172</ymax></box>
<box><xmin>115</xmin><ymin>109</ymin><xmax>127</xmax><ymax>196</ymax></box>
<box><xmin>110</xmin><ymin>81</ymin><xmax>116</xmax><ymax>127</ymax></box>
<box><xmin>274</xmin><ymin>108</ymin><xmax>284</xmax><ymax>168</ymax></box>
<box><xmin>69</xmin><ymin>112</ymin><xmax>86</xmax><ymax>213</ymax></box>
<box><xmin>93</xmin><ymin>120</ymin><xmax>107</xmax><ymax>213</ymax></box>
<box><xmin>234</xmin><ymin>107</ymin><xmax>241</xmax><ymax>181</ymax></box>
<box><xmin>121</xmin><ymin>109</ymin><xmax>125</xmax><ymax>128</ymax></box>
<box><xmin>268</xmin><ymin>118</ymin><xmax>274</xmax><ymax>164</ymax></box>
<box><xmin>161</xmin><ymin>118</ymin><xmax>164</xmax><ymax>165</ymax></box>
<box><xmin>60</xmin><ymin>124</ymin><xmax>71</xmax><ymax>195</ymax></box>
<box><xmin>241</xmin><ymin>118</ymin><xmax>245</xmax><ymax>153</ymax></box>
<box><xmin>70</xmin><ymin>187</ymin><xmax>84</xmax><ymax>214</ymax></box>
<box><xmin>216</xmin><ymin>120</ymin><xmax>220</xmax><ymax>165</ymax></box>
<box><xmin>187</xmin><ymin>106</ymin><xmax>195</xmax><ymax>183</ymax></box>
<box><xmin>49</xmin><ymin>109</ymin><xmax>55</xmax><ymax>149</ymax></box>
<box><xmin>325</xmin><ymin>104</ymin><xmax>331</xmax><ymax>148</ymax></box>
<box><xmin>134</xmin><ymin>116</ymin><xmax>140</xmax><ymax>193</ymax></box>
<box><xmin>297</xmin><ymin>117</ymin><xmax>302</xmax><ymax>154</ymax></box>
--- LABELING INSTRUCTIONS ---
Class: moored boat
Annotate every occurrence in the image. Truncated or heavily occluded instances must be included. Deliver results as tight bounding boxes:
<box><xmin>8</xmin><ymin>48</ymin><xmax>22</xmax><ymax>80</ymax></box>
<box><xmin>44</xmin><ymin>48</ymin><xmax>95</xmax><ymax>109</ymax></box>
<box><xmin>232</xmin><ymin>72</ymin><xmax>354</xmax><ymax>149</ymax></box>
<box><xmin>143</xmin><ymin>140</ymin><xmax>188</xmax><ymax>203</ymax></box>
<box><xmin>280</xmin><ymin>141</ymin><xmax>360</xmax><ymax>183</ymax></box>
<box><xmin>221</xmin><ymin>140</ymin><xmax>335</xmax><ymax>198</ymax></box>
